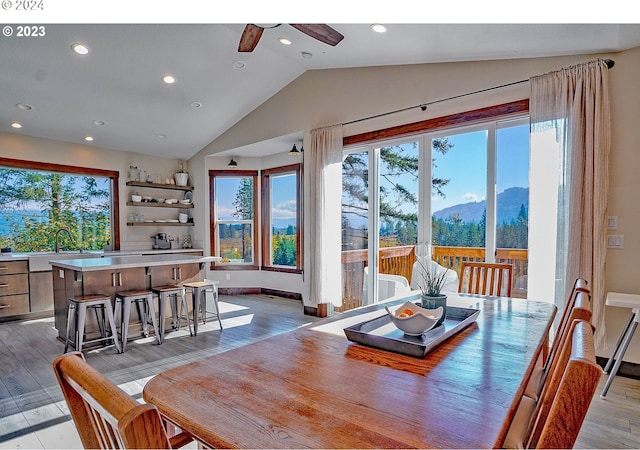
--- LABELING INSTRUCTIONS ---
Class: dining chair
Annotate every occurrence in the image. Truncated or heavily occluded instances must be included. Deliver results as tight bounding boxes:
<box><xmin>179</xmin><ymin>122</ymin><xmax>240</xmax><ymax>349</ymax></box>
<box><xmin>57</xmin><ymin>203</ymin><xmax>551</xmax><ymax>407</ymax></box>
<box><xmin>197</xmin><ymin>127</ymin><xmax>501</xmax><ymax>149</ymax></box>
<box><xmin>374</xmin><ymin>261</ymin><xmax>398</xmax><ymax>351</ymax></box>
<box><xmin>524</xmin><ymin>288</ymin><xmax>592</xmax><ymax>400</ymax></box>
<box><xmin>458</xmin><ymin>261</ymin><xmax>513</xmax><ymax>297</ymax></box>
<box><xmin>503</xmin><ymin>318</ymin><xmax>601</xmax><ymax>449</ymax></box>
<box><xmin>52</xmin><ymin>351</ymin><xmax>194</xmax><ymax>449</ymax></box>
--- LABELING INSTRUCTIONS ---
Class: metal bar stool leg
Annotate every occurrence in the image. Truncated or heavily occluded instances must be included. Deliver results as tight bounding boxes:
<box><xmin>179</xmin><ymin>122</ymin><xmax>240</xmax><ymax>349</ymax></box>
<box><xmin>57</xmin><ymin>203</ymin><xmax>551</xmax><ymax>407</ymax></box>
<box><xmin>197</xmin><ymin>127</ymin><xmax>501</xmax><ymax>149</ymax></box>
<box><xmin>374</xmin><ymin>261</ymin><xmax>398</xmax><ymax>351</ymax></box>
<box><xmin>76</xmin><ymin>303</ymin><xmax>88</xmax><ymax>352</ymax></box>
<box><xmin>145</xmin><ymin>293</ymin><xmax>161</xmax><ymax>344</ymax></box>
<box><xmin>64</xmin><ymin>300</ymin><xmax>76</xmax><ymax>353</ymax></box>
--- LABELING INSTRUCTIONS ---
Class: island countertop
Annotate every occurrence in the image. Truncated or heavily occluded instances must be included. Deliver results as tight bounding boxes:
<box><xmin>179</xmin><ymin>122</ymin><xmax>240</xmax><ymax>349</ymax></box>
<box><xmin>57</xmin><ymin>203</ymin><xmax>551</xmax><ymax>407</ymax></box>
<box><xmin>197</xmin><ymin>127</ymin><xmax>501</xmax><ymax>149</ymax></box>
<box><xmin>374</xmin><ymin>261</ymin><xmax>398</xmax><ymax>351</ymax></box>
<box><xmin>49</xmin><ymin>253</ymin><xmax>209</xmax><ymax>272</ymax></box>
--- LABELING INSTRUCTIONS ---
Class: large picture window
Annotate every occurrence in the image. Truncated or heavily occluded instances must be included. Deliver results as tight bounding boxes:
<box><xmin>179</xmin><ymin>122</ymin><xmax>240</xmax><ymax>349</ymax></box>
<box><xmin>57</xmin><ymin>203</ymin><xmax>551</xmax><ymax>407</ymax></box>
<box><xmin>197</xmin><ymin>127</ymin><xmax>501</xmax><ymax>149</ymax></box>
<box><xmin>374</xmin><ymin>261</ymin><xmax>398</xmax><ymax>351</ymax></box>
<box><xmin>209</xmin><ymin>170</ymin><xmax>258</xmax><ymax>268</ymax></box>
<box><xmin>0</xmin><ymin>157</ymin><xmax>119</xmax><ymax>252</ymax></box>
<box><xmin>261</xmin><ymin>164</ymin><xmax>302</xmax><ymax>272</ymax></box>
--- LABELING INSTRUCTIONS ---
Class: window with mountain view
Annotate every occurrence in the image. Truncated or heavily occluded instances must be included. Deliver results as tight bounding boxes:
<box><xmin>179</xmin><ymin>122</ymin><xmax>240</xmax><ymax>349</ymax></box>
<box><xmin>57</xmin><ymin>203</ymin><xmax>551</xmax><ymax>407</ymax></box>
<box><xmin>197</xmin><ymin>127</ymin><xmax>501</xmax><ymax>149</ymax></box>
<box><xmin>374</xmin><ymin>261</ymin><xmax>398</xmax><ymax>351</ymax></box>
<box><xmin>0</xmin><ymin>159</ymin><xmax>117</xmax><ymax>252</ymax></box>
<box><xmin>341</xmin><ymin>115</ymin><xmax>530</xmax><ymax>307</ymax></box>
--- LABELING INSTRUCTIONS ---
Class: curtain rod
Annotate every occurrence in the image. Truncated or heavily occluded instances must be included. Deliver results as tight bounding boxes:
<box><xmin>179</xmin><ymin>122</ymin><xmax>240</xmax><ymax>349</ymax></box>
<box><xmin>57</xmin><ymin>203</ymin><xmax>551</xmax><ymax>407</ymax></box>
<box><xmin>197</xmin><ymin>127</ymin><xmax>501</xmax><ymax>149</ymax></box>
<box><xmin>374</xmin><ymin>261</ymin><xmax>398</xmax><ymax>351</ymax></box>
<box><xmin>343</xmin><ymin>58</ymin><xmax>615</xmax><ymax>127</ymax></box>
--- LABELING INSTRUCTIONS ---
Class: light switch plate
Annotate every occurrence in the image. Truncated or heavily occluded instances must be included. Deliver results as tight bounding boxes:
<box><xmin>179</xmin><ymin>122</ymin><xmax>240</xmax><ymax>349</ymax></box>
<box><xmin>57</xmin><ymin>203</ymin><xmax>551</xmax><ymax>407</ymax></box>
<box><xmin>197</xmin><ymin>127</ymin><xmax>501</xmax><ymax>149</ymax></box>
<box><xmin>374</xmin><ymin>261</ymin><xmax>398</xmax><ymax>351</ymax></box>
<box><xmin>607</xmin><ymin>216</ymin><xmax>618</xmax><ymax>230</ymax></box>
<box><xmin>607</xmin><ymin>234</ymin><xmax>624</xmax><ymax>249</ymax></box>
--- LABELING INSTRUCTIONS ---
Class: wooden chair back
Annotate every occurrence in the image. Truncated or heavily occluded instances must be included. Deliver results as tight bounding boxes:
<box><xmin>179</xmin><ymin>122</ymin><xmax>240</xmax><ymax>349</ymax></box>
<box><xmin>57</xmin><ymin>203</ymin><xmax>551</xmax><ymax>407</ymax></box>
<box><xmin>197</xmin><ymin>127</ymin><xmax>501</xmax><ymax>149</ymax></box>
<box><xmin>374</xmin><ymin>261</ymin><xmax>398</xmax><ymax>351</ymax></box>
<box><xmin>53</xmin><ymin>352</ymin><xmax>192</xmax><ymax>449</ymax></box>
<box><xmin>526</xmin><ymin>319</ymin><xmax>601</xmax><ymax>448</ymax></box>
<box><xmin>541</xmin><ymin>290</ymin><xmax>592</xmax><ymax>393</ymax></box>
<box><xmin>458</xmin><ymin>261</ymin><xmax>513</xmax><ymax>296</ymax></box>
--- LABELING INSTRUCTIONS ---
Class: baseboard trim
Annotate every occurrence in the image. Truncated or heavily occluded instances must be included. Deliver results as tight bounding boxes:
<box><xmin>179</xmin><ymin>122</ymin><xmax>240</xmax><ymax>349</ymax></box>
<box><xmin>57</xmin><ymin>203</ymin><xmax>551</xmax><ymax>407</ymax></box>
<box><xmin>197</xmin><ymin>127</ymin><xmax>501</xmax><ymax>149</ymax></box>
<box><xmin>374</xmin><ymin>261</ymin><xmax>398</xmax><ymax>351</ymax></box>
<box><xmin>218</xmin><ymin>287</ymin><xmax>302</xmax><ymax>302</ymax></box>
<box><xmin>596</xmin><ymin>356</ymin><xmax>640</xmax><ymax>380</ymax></box>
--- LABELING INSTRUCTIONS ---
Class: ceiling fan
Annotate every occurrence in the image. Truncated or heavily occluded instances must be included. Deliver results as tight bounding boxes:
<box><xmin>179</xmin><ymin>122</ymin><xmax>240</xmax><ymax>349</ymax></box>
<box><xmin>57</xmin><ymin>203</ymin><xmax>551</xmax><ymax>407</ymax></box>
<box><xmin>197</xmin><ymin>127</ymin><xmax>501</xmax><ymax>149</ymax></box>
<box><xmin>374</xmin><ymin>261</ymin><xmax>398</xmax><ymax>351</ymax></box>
<box><xmin>238</xmin><ymin>24</ymin><xmax>344</xmax><ymax>52</ymax></box>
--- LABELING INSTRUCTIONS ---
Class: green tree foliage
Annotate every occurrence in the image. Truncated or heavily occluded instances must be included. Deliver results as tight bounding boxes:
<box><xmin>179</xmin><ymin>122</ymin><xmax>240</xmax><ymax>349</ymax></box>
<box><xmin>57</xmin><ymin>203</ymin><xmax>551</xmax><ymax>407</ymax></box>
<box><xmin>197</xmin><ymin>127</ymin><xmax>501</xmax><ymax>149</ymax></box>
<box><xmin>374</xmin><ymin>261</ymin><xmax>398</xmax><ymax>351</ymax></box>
<box><xmin>342</xmin><ymin>139</ymin><xmax>452</xmax><ymax>249</ymax></box>
<box><xmin>0</xmin><ymin>169</ymin><xmax>110</xmax><ymax>252</ymax></box>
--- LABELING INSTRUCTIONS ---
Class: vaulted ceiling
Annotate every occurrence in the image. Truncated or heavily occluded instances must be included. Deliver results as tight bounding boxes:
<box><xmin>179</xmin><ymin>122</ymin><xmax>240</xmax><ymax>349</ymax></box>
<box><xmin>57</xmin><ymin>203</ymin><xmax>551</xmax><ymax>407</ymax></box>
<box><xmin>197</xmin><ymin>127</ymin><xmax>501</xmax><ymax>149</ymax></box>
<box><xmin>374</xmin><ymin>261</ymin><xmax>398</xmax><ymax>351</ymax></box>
<box><xmin>2</xmin><ymin>24</ymin><xmax>639</xmax><ymax>159</ymax></box>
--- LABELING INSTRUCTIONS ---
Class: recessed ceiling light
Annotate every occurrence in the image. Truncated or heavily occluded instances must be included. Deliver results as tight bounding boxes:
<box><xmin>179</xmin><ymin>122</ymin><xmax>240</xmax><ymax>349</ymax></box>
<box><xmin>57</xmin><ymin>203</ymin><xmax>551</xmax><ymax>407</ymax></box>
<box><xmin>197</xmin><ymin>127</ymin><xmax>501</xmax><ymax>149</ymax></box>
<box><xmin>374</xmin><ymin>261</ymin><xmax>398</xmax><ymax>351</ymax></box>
<box><xmin>84</xmin><ymin>136</ymin><xmax>94</xmax><ymax>142</ymax></box>
<box><xmin>71</xmin><ymin>43</ymin><xmax>90</xmax><ymax>55</ymax></box>
<box><xmin>189</xmin><ymin>101</ymin><xmax>202</xmax><ymax>109</ymax></box>
<box><xmin>301</xmin><ymin>51</ymin><xmax>313</xmax><ymax>59</ymax></box>
<box><xmin>15</xmin><ymin>103</ymin><xmax>32</xmax><ymax>111</ymax></box>
<box><xmin>162</xmin><ymin>74</ymin><xmax>176</xmax><ymax>84</ymax></box>
<box><xmin>279</xmin><ymin>38</ymin><xmax>292</xmax><ymax>46</ymax></box>
<box><xmin>157</xmin><ymin>134</ymin><xmax>167</xmax><ymax>139</ymax></box>
<box><xmin>370</xmin><ymin>24</ymin><xmax>387</xmax><ymax>33</ymax></box>
<box><xmin>92</xmin><ymin>120</ymin><xmax>105</xmax><ymax>126</ymax></box>
<box><xmin>10</xmin><ymin>121</ymin><xmax>22</xmax><ymax>129</ymax></box>
<box><xmin>233</xmin><ymin>60</ymin><xmax>247</xmax><ymax>70</ymax></box>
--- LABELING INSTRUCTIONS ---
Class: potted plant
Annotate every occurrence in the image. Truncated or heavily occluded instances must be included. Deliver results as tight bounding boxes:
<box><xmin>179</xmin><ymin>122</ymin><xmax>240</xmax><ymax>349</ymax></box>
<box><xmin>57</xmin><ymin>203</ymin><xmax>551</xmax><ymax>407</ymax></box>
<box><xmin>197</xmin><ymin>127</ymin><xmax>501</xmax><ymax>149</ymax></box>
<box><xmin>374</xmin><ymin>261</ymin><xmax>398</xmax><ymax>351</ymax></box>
<box><xmin>414</xmin><ymin>257</ymin><xmax>449</xmax><ymax>326</ymax></box>
<box><xmin>174</xmin><ymin>161</ymin><xmax>189</xmax><ymax>186</ymax></box>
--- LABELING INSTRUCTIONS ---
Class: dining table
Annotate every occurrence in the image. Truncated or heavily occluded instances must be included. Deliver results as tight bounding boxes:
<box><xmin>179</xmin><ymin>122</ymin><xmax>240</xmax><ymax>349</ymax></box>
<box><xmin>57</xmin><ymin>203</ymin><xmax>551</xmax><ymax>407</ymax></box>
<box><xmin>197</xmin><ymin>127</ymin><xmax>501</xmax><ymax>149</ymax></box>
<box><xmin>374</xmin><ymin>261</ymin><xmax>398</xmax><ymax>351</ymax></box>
<box><xmin>142</xmin><ymin>292</ymin><xmax>557</xmax><ymax>449</ymax></box>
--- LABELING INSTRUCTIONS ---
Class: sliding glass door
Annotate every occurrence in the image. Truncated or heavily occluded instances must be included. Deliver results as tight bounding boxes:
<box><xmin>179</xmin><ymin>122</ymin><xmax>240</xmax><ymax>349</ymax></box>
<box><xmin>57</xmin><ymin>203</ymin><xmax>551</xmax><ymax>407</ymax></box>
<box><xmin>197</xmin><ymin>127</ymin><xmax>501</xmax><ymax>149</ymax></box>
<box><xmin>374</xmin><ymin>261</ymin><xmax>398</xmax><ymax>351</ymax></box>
<box><xmin>341</xmin><ymin>117</ymin><xmax>530</xmax><ymax>309</ymax></box>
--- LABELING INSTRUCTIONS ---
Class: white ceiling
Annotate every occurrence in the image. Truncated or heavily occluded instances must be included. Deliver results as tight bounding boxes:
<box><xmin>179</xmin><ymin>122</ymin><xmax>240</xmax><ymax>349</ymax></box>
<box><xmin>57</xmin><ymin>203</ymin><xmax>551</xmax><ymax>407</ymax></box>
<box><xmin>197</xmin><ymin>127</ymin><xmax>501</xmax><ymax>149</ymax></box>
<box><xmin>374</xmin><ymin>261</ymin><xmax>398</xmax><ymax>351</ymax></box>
<box><xmin>2</xmin><ymin>23</ymin><xmax>640</xmax><ymax>160</ymax></box>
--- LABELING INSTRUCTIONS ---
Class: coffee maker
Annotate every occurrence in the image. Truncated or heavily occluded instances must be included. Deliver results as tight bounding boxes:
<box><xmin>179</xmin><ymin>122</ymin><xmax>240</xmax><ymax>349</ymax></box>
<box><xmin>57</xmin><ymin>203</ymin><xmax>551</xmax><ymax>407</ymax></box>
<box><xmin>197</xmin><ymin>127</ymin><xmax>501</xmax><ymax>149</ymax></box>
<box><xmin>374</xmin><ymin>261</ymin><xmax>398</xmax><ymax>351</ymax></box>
<box><xmin>151</xmin><ymin>233</ymin><xmax>172</xmax><ymax>250</ymax></box>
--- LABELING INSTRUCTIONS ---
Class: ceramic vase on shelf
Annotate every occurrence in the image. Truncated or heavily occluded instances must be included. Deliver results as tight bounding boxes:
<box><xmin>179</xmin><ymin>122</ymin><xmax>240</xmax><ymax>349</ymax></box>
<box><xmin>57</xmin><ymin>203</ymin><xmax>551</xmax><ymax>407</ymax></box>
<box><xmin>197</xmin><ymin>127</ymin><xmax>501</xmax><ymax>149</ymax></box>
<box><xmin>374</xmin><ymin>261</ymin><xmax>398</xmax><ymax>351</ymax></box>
<box><xmin>174</xmin><ymin>172</ymin><xmax>189</xmax><ymax>186</ymax></box>
<box><xmin>420</xmin><ymin>294</ymin><xmax>447</xmax><ymax>327</ymax></box>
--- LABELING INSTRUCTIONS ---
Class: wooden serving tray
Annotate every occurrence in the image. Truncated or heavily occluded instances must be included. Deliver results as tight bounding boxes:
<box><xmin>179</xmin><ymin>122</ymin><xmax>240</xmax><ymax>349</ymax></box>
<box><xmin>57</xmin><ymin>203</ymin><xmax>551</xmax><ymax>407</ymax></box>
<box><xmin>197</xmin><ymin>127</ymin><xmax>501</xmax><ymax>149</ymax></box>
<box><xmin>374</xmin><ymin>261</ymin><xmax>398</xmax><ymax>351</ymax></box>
<box><xmin>344</xmin><ymin>306</ymin><xmax>480</xmax><ymax>358</ymax></box>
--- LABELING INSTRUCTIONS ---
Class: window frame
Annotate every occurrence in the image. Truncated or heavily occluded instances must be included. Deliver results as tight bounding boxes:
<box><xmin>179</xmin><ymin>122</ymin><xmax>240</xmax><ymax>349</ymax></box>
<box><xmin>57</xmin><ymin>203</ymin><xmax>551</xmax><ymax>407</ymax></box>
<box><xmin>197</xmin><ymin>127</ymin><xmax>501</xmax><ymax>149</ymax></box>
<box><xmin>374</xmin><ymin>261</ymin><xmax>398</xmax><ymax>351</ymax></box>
<box><xmin>261</xmin><ymin>163</ymin><xmax>303</xmax><ymax>273</ymax></box>
<box><xmin>209</xmin><ymin>169</ymin><xmax>259</xmax><ymax>270</ymax></box>
<box><xmin>0</xmin><ymin>156</ymin><xmax>120</xmax><ymax>250</ymax></box>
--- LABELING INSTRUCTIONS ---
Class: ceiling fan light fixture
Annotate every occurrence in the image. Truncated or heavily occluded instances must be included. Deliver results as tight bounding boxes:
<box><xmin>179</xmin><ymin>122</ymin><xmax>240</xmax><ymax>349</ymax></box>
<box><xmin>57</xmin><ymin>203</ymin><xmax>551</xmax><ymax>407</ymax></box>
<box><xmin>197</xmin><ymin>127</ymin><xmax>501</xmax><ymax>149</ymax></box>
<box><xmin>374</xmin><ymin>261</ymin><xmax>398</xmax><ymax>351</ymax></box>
<box><xmin>228</xmin><ymin>158</ymin><xmax>238</xmax><ymax>168</ymax></box>
<box><xmin>370</xmin><ymin>24</ymin><xmax>387</xmax><ymax>33</ymax></box>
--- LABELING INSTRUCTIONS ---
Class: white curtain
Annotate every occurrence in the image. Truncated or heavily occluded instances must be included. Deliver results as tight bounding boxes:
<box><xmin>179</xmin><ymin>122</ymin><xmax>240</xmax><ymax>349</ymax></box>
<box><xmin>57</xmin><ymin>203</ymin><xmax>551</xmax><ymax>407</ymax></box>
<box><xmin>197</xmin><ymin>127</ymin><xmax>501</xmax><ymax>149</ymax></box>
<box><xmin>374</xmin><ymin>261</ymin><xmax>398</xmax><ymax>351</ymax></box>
<box><xmin>308</xmin><ymin>125</ymin><xmax>344</xmax><ymax>308</ymax></box>
<box><xmin>530</xmin><ymin>59</ymin><xmax>610</xmax><ymax>347</ymax></box>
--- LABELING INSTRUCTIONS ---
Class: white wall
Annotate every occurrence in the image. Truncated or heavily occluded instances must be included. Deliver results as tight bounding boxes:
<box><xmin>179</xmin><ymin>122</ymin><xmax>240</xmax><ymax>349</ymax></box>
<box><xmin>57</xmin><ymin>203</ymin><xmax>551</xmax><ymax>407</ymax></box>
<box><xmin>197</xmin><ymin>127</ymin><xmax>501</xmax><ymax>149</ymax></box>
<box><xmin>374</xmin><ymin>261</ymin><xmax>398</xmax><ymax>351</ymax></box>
<box><xmin>191</xmin><ymin>49</ymin><xmax>640</xmax><ymax>363</ymax></box>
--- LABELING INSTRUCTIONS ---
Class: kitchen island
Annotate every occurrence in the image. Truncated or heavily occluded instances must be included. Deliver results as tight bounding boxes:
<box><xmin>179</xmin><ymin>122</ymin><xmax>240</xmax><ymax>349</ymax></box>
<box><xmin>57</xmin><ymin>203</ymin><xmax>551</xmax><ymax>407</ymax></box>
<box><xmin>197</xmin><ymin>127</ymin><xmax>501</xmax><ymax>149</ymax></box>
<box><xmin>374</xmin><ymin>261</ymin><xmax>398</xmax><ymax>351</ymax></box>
<box><xmin>51</xmin><ymin>254</ymin><xmax>208</xmax><ymax>340</ymax></box>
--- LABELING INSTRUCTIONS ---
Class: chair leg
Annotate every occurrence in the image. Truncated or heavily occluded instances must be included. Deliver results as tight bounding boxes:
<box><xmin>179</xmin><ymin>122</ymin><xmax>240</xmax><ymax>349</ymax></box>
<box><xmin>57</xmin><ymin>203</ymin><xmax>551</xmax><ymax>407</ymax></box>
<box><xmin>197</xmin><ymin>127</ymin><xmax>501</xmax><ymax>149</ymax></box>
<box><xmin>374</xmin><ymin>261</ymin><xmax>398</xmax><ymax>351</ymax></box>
<box><xmin>145</xmin><ymin>294</ymin><xmax>161</xmax><ymax>344</ymax></box>
<box><xmin>121</xmin><ymin>299</ymin><xmax>132</xmax><ymax>353</ymax></box>
<box><xmin>104</xmin><ymin>302</ymin><xmax>122</xmax><ymax>354</ymax></box>
<box><xmin>212</xmin><ymin>287</ymin><xmax>223</xmax><ymax>330</ymax></box>
<box><xmin>180</xmin><ymin>291</ymin><xmax>193</xmax><ymax>336</ymax></box>
<box><xmin>64</xmin><ymin>301</ymin><xmax>75</xmax><ymax>353</ymax></box>
<box><xmin>76</xmin><ymin>304</ymin><xmax>87</xmax><ymax>352</ymax></box>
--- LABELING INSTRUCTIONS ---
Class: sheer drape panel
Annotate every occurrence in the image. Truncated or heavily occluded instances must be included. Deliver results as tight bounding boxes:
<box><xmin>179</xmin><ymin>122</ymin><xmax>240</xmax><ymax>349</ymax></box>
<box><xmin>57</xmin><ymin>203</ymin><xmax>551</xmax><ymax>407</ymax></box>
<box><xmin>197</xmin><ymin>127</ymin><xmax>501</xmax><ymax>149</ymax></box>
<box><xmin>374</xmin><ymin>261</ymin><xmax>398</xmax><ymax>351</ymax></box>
<box><xmin>308</xmin><ymin>125</ymin><xmax>344</xmax><ymax>308</ymax></box>
<box><xmin>530</xmin><ymin>59</ymin><xmax>610</xmax><ymax>347</ymax></box>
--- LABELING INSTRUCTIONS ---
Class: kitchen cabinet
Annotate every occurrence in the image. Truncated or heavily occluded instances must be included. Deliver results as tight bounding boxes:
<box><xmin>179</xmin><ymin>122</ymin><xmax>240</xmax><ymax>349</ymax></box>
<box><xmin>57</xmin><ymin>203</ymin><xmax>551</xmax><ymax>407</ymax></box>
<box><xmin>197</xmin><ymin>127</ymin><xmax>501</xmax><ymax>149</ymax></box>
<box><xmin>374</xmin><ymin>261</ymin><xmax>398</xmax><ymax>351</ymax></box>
<box><xmin>126</xmin><ymin>181</ymin><xmax>194</xmax><ymax>226</ymax></box>
<box><xmin>51</xmin><ymin>254</ymin><xmax>204</xmax><ymax>340</ymax></box>
<box><xmin>0</xmin><ymin>261</ymin><xmax>29</xmax><ymax>317</ymax></box>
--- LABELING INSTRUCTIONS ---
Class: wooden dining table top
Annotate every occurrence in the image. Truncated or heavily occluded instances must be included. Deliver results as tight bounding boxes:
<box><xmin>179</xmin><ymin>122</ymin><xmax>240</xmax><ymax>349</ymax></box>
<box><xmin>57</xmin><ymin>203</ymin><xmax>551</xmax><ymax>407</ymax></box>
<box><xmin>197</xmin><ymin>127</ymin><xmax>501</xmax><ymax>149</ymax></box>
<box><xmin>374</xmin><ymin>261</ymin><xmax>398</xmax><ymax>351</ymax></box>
<box><xmin>142</xmin><ymin>293</ymin><xmax>557</xmax><ymax>449</ymax></box>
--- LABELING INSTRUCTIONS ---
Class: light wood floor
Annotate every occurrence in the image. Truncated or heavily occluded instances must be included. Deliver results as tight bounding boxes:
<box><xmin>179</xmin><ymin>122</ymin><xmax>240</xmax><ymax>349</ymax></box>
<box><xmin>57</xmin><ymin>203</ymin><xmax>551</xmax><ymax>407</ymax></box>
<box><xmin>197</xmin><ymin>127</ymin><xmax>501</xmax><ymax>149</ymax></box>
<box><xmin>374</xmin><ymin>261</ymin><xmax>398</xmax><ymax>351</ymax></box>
<box><xmin>0</xmin><ymin>294</ymin><xmax>638</xmax><ymax>449</ymax></box>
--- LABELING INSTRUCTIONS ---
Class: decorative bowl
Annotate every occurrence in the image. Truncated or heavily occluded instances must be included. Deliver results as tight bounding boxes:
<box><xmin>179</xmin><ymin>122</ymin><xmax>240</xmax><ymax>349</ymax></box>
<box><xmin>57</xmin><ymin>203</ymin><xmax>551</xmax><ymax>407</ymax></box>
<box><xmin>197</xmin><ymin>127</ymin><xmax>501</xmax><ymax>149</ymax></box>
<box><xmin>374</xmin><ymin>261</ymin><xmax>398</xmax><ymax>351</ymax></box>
<box><xmin>131</xmin><ymin>195</ymin><xmax>142</xmax><ymax>202</ymax></box>
<box><xmin>385</xmin><ymin>301</ymin><xmax>444</xmax><ymax>336</ymax></box>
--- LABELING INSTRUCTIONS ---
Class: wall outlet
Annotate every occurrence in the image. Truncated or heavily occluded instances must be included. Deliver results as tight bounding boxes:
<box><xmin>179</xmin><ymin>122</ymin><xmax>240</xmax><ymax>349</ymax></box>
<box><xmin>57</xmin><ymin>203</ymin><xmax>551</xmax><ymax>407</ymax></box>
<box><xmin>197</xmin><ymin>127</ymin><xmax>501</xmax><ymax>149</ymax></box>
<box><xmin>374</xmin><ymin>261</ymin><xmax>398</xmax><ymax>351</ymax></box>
<box><xmin>607</xmin><ymin>234</ymin><xmax>624</xmax><ymax>249</ymax></box>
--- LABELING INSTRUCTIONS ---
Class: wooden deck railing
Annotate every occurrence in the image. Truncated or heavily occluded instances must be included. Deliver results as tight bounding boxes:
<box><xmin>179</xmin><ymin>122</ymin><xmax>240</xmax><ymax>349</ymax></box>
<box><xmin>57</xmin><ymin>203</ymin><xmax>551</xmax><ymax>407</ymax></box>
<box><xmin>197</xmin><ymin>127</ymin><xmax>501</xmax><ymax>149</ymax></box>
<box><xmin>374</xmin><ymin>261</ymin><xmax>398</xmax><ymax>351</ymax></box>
<box><xmin>340</xmin><ymin>245</ymin><xmax>529</xmax><ymax>312</ymax></box>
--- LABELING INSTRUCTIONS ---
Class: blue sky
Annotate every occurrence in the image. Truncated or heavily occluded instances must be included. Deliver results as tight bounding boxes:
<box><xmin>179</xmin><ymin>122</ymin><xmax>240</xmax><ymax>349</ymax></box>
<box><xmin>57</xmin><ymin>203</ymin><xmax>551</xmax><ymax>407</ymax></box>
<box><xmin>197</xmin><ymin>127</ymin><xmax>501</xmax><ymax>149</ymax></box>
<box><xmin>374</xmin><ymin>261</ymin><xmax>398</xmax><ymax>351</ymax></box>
<box><xmin>216</xmin><ymin>174</ymin><xmax>297</xmax><ymax>226</ymax></box>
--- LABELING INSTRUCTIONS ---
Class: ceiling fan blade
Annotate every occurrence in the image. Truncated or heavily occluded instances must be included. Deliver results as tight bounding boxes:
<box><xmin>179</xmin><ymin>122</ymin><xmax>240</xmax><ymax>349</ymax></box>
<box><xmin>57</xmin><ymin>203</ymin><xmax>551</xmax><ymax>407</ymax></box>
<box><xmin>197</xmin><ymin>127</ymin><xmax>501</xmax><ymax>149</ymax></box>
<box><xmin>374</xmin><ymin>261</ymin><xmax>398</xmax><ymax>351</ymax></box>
<box><xmin>290</xmin><ymin>24</ymin><xmax>344</xmax><ymax>47</ymax></box>
<box><xmin>238</xmin><ymin>24</ymin><xmax>264</xmax><ymax>52</ymax></box>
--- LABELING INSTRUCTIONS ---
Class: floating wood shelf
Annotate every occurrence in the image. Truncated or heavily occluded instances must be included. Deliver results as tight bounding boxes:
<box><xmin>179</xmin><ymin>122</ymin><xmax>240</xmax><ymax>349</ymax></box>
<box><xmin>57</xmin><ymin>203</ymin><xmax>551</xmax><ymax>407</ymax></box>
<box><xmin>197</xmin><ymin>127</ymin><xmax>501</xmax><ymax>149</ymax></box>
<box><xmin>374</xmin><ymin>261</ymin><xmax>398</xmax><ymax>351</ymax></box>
<box><xmin>126</xmin><ymin>222</ymin><xmax>194</xmax><ymax>227</ymax></box>
<box><xmin>127</xmin><ymin>201</ymin><xmax>193</xmax><ymax>209</ymax></box>
<box><xmin>126</xmin><ymin>181</ymin><xmax>193</xmax><ymax>191</ymax></box>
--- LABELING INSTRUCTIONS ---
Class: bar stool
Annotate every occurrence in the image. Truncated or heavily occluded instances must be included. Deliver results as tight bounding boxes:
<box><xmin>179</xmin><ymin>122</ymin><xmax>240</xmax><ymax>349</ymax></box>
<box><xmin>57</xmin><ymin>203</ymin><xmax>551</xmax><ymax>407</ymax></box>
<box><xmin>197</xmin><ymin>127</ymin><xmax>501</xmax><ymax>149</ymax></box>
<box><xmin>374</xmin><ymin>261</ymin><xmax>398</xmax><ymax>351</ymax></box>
<box><xmin>114</xmin><ymin>289</ymin><xmax>161</xmax><ymax>352</ymax></box>
<box><xmin>152</xmin><ymin>285</ymin><xmax>192</xmax><ymax>344</ymax></box>
<box><xmin>64</xmin><ymin>294</ymin><xmax>121</xmax><ymax>354</ymax></box>
<box><xmin>183</xmin><ymin>279</ymin><xmax>223</xmax><ymax>335</ymax></box>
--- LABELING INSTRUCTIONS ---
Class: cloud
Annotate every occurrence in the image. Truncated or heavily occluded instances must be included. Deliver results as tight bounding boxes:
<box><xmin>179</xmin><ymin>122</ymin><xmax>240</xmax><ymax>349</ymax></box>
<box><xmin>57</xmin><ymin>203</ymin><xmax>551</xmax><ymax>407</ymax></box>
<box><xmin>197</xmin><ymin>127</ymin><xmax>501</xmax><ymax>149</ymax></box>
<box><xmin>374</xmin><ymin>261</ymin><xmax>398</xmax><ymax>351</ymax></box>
<box><xmin>271</xmin><ymin>199</ymin><xmax>297</xmax><ymax>219</ymax></box>
<box><xmin>463</xmin><ymin>192</ymin><xmax>480</xmax><ymax>202</ymax></box>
